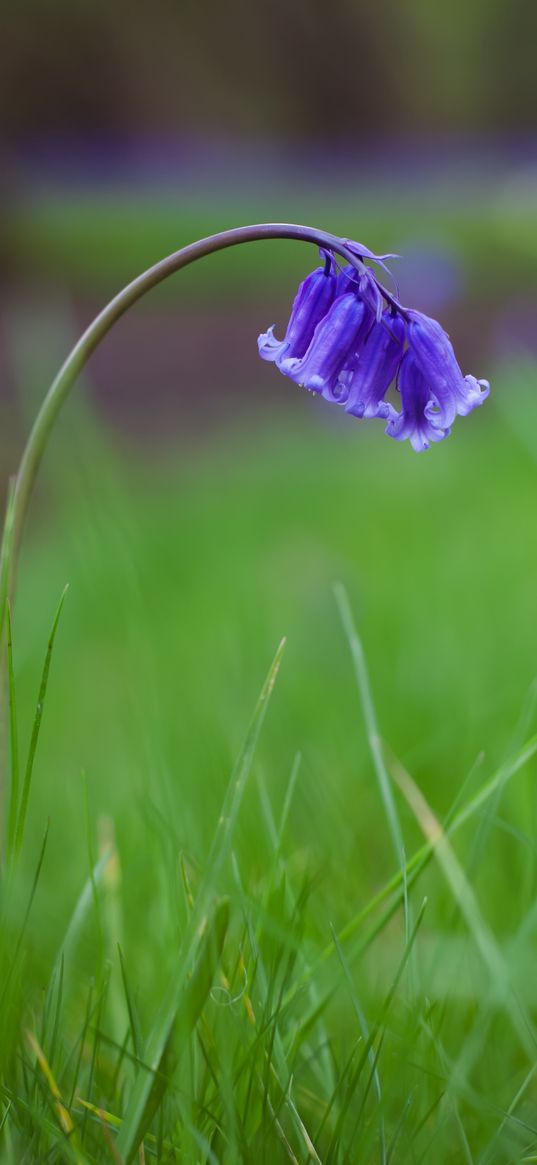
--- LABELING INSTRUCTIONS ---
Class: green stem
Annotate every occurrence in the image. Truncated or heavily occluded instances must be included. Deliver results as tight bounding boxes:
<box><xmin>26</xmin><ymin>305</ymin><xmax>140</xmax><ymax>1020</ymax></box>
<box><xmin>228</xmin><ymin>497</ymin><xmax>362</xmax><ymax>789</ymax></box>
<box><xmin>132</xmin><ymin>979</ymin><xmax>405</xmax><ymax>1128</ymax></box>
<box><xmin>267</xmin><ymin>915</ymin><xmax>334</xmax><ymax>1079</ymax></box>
<box><xmin>0</xmin><ymin>222</ymin><xmax>366</xmax><ymax>626</ymax></box>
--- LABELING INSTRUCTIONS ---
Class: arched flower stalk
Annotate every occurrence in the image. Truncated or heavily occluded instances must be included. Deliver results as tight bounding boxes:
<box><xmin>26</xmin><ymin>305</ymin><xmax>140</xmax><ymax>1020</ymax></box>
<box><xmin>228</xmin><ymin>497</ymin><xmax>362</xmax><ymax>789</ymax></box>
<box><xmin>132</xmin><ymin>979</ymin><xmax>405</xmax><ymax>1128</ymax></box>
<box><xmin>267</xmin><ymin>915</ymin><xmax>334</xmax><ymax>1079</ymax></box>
<box><xmin>0</xmin><ymin>221</ymin><xmax>489</xmax><ymax>630</ymax></box>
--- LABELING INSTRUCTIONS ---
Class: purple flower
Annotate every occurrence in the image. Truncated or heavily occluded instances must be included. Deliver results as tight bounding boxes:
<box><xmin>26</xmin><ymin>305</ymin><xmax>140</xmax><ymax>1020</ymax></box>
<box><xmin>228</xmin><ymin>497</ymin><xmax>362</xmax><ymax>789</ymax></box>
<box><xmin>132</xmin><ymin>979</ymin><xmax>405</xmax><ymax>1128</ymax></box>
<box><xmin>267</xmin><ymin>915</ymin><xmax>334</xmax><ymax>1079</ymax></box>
<box><xmin>342</xmin><ymin>313</ymin><xmax>406</xmax><ymax>420</ymax></box>
<box><xmin>385</xmin><ymin>353</ymin><xmax>450</xmax><ymax>452</ymax></box>
<box><xmin>334</xmin><ymin>262</ymin><xmax>385</xmax><ymax>318</ymax></box>
<box><xmin>335</xmin><ymin>264</ymin><xmax>360</xmax><ymax>297</ymax></box>
<box><xmin>356</xmin><ymin>268</ymin><xmax>386</xmax><ymax>321</ymax></box>
<box><xmin>257</xmin><ymin>237</ymin><xmax>490</xmax><ymax>452</ymax></box>
<box><xmin>408</xmin><ymin>310</ymin><xmax>490</xmax><ymax>429</ymax></box>
<box><xmin>258</xmin><ymin>263</ymin><xmax>336</xmax><ymax>366</ymax></box>
<box><xmin>280</xmin><ymin>294</ymin><xmax>369</xmax><ymax>401</ymax></box>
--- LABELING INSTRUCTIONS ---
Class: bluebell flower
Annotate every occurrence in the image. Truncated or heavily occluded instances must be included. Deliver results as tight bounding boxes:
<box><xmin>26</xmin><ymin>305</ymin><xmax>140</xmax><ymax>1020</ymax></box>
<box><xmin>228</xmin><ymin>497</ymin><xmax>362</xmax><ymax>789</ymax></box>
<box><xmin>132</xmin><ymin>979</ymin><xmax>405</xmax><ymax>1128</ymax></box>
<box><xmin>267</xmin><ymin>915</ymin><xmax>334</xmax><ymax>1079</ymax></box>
<box><xmin>258</xmin><ymin>236</ymin><xmax>489</xmax><ymax>451</ymax></box>
<box><xmin>258</xmin><ymin>262</ymin><xmax>337</xmax><ymax>367</ymax></box>
<box><xmin>279</xmin><ymin>293</ymin><xmax>370</xmax><ymax>401</ymax></box>
<box><xmin>385</xmin><ymin>353</ymin><xmax>449</xmax><ymax>452</ymax></box>
<box><xmin>342</xmin><ymin>312</ymin><xmax>406</xmax><ymax>419</ymax></box>
<box><xmin>407</xmin><ymin>310</ymin><xmax>490</xmax><ymax>429</ymax></box>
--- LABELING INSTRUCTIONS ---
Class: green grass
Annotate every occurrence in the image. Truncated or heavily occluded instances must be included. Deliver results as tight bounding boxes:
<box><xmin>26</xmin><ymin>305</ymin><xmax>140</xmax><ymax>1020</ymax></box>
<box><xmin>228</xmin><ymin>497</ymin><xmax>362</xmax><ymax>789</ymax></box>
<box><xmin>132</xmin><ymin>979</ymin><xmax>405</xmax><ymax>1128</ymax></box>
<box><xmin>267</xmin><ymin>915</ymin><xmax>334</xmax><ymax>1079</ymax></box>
<box><xmin>2</xmin><ymin>358</ymin><xmax>537</xmax><ymax>1161</ymax></box>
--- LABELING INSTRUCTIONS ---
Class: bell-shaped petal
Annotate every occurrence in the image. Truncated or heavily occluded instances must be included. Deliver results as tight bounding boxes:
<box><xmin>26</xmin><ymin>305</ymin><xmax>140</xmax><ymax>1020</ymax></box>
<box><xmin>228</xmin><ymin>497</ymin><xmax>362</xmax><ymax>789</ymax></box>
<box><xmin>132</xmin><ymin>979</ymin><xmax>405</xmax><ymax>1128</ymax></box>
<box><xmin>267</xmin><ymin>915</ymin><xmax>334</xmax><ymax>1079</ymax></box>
<box><xmin>408</xmin><ymin>310</ymin><xmax>490</xmax><ymax>428</ymax></box>
<box><xmin>343</xmin><ymin>313</ymin><xmax>405</xmax><ymax>420</ymax></box>
<box><xmin>280</xmin><ymin>294</ymin><xmax>369</xmax><ymax>398</ymax></box>
<box><xmin>385</xmin><ymin>352</ymin><xmax>450</xmax><ymax>452</ymax></box>
<box><xmin>258</xmin><ymin>265</ymin><xmax>336</xmax><ymax>366</ymax></box>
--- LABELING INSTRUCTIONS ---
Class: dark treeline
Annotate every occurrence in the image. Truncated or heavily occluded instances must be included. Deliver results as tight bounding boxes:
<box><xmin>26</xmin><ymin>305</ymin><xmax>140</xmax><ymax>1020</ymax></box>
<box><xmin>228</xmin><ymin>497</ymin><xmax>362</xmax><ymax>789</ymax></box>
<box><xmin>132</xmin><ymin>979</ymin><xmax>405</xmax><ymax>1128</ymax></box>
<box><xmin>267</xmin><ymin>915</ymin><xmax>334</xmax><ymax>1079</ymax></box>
<box><xmin>2</xmin><ymin>0</ymin><xmax>537</xmax><ymax>141</ymax></box>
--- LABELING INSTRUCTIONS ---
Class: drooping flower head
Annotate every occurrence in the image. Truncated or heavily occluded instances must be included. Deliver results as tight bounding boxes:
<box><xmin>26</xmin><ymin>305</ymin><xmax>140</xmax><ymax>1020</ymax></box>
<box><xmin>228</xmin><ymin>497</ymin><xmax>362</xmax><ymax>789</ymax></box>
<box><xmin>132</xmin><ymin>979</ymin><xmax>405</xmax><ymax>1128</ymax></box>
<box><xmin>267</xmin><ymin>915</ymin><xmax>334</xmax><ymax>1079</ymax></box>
<box><xmin>258</xmin><ymin>238</ymin><xmax>489</xmax><ymax>451</ymax></box>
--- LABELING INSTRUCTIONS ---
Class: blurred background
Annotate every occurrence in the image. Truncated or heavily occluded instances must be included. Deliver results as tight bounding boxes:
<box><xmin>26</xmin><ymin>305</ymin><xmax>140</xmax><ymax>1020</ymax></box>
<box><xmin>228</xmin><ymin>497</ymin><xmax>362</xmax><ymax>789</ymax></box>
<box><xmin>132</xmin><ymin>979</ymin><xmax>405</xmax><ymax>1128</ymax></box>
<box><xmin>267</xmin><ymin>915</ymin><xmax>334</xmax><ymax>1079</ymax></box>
<box><xmin>2</xmin><ymin>0</ymin><xmax>537</xmax><ymax>911</ymax></box>
<box><xmin>2</xmin><ymin>0</ymin><xmax>537</xmax><ymax>445</ymax></box>
<box><xmin>4</xmin><ymin>11</ymin><xmax>537</xmax><ymax>1154</ymax></box>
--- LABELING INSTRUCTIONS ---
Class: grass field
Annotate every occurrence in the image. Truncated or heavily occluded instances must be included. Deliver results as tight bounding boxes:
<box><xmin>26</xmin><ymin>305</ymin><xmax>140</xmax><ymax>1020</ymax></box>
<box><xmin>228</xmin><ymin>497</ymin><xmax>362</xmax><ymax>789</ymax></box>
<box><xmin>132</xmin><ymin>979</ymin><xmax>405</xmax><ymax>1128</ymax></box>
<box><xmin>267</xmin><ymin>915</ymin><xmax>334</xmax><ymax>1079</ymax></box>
<box><xmin>2</xmin><ymin>356</ymin><xmax>537</xmax><ymax>1161</ymax></box>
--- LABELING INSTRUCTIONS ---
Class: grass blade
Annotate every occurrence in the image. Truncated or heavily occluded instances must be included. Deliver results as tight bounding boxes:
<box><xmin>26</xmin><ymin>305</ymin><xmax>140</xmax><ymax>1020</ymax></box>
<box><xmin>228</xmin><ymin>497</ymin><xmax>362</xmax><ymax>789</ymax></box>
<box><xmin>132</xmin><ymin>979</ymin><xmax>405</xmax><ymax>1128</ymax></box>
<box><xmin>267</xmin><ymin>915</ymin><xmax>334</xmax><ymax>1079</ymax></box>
<box><xmin>282</xmin><ymin>731</ymin><xmax>537</xmax><ymax>1014</ymax></box>
<box><xmin>391</xmin><ymin>756</ymin><xmax>537</xmax><ymax>1060</ymax></box>
<box><xmin>0</xmin><ymin>823</ymin><xmax>49</xmax><ymax>1015</ymax></box>
<box><xmin>334</xmin><ymin>582</ymin><xmax>405</xmax><ymax>869</ymax></box>
<box><xmin>116</xmin><ymin>639</ymin><xmax>285</xmax><ymax>1162</ymax></box>
<box><xmin>331</xmin><ymin>927</ymin><xmax>386</xmax><ymax>1165</ymax></box>
<box><xmin>13</xmin><ymin>586</ymin><xmax>68</xmax><ymax>861</ymax></box>
<box><xmin>26</xmin><ymin>1029</ymin><xmax>86</xmax><ymax>1162</ymax></box>
<box><xmin>0</xmin><ymin>478</ymin><xmax>16</xmax><ymax>641</ymax></box>
<box><xmin>5</xmin><ymin>604</ymin><xmax>19</xmax><ymax>859</ymax></box>
<box><xmin>131</xmin><ymin>896</ymin><xmax>230</xmax><ymax>1158</ymax></box>
<box><xmin>117</xmin><ymin>945</ymin><xmax>143</xmax><ymax>1061</ymax></box>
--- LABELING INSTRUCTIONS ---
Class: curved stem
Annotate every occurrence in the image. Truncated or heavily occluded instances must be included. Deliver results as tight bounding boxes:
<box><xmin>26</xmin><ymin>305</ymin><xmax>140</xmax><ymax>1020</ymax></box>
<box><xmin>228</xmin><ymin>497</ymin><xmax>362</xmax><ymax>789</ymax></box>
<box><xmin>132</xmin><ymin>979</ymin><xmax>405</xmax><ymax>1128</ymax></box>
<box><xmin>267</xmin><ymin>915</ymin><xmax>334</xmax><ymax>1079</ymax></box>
<box><xmin>0</xmin><ymin>222</ymin><xmax>367</xmax><ymax>623</ymax></box>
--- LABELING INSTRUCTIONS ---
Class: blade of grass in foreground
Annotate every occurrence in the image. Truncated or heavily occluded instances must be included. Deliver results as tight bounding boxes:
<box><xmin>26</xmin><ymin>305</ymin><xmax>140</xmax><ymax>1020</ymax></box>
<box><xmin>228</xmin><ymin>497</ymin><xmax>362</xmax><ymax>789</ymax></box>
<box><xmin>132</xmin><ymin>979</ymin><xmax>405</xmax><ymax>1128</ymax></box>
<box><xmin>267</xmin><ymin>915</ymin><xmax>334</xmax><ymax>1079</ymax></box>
<box><xmin>50</xmin><ymin>847</ymin><xmax>112</xmax><ymax>1002</ymax></box>
<box><xmin>5</xmin><ymin>604</ymin><xmax>19</xmax><ymax>857</ymax></box>
<box><xmin>331</xmin><ymin>926</ymin><xmax>387</xmax><ymax>1165</ymax></box>
<box><xmin>318</xmin><ymin>900</ymin><xmax>426</xmax><ymax>1156</ymax></box>
<box><xmin>334</xmin><ymin>582</ymin><xmax>405</xmax><ymax>870</ymax></box>
<box><xmin>0</xmin><ymin>478</ymin><xmax>16</xmax><ymax>642</ymax></box>
<box><xmin>282</xmin><ymin>730</ymin><xmax>537</xmax><ymax>1016</ymax></box>
<box><xmin>116</xmin><ymin>639</ymin><xmax>285</xmax><ymax>1163</ymax></box>
<box><xmin>130</xmin><ymin>896</ymin><xmax>230</xmax><ymax>1156</ymax></box>
<box><xmin>12</xmin><ymin>586</ymin><xmax>68</xmax><ymax>863</ymax></box>
<box><xmin>334</xmin><ymin>582</ymin><xmax>415</xmax><ymax>983</ymax></box>
<box><xmin>0</xmin><ymin>824</ymin><xmax>49</xmax><ymax>1015</ymax></box>
<box><xmin>26</xmin><ymin>1029</ymin><xmax>87</xmax><ymax>1165</ymax></box>
<box><xmin>117</xmin><ymin>945</ymin><xmax>143</xmax><ymax>1061</ymax></box>
<box><xmin>391</xmin><ymin>757</ymin><xmax>537</xmax><ymax>1061</ymax></box>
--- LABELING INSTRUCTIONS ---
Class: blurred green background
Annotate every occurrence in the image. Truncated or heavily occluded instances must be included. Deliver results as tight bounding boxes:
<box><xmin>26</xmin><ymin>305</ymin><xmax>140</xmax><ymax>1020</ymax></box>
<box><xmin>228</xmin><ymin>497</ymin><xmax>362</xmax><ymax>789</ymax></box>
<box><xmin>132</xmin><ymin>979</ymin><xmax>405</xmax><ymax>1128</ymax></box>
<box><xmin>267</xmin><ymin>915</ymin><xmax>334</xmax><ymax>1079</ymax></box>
<box><xmin>3</xmin><ymin>4</ymin><xmax>537</xmax><ymax>1158</ymax></box>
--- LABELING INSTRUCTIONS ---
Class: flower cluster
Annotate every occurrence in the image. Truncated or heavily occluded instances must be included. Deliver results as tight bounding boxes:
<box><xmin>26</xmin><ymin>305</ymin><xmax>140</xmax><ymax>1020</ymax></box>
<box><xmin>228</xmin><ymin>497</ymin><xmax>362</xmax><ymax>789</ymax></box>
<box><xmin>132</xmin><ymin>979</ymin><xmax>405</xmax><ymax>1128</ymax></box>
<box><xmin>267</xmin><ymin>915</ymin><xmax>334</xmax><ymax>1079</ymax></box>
<box><xmin>258</xmin><ymin>242</ymin><xmax>489</xmax><ymax>451</ymax></box>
